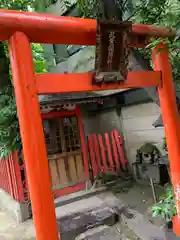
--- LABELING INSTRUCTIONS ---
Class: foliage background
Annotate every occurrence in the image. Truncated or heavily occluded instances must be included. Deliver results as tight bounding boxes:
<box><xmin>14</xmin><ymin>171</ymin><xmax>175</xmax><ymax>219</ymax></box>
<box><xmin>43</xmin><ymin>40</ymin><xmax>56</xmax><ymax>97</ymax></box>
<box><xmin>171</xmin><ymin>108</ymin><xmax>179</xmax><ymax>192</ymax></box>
<box><xmin>0</xmin><ymin>0</ymin><xmax>47</xmax><ymax>159</ymax></box>
<box><xmin>77</xmin><ymin>0</ymin><xmax>180</xmax><ymax>86</ymax></box>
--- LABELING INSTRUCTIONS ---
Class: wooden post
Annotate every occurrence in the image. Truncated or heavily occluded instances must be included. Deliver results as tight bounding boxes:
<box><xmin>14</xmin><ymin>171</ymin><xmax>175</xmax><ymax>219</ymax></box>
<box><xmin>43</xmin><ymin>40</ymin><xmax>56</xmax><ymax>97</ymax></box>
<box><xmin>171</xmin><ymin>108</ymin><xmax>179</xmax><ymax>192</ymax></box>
<box><xmin>153</xmin><ymin>43</ymin><xmax>180</xmax><ymax>235</ymax></box>
<box><xmin>76</xmin><ymin>105</ymin><xmax>89</xmax><ymax>180</ymax></box>
<box><xmin>9</xmin><ymin>32</ymin><xmax>59</xmax><ymax>240</ymax></box>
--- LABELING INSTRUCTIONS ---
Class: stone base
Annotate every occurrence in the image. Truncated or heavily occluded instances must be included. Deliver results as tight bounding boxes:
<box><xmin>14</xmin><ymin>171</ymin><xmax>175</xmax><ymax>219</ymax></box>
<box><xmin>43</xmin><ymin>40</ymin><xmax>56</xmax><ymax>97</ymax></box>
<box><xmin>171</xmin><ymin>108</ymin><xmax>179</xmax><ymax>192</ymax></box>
<box><xmin>0</xmin><ymin>189</ymin><xmax>30</xmax><ymax>224</ymax></box>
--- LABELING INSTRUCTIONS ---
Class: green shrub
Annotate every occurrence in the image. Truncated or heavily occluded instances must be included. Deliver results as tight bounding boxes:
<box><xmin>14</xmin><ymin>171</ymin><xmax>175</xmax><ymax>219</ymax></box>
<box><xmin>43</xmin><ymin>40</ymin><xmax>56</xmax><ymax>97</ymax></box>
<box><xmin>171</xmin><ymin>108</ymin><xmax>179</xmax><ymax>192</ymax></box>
<box><xmin>152</xmin><ymin>184</ymin><xmax>176</xmax><ymax>222</ymax></box>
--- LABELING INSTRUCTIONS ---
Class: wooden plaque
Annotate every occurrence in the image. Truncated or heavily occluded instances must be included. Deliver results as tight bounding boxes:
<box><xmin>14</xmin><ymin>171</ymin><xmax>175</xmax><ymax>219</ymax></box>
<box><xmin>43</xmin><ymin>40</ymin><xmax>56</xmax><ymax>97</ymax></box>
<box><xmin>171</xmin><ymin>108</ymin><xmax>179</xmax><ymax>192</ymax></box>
<box><xmin>94</xmin><ymin>20</ymin><xmax>132</xmax><ymax>84</ymax></box>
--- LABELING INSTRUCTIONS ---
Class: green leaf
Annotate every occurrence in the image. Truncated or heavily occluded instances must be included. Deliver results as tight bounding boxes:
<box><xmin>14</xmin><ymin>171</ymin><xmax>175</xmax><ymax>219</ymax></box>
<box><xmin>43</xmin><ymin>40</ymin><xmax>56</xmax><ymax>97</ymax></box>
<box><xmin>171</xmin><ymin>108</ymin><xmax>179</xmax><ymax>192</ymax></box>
<box><xmin>151</xmin><ymin>184</ymin><xmax>176</xmax><ymax>222</ymax></box>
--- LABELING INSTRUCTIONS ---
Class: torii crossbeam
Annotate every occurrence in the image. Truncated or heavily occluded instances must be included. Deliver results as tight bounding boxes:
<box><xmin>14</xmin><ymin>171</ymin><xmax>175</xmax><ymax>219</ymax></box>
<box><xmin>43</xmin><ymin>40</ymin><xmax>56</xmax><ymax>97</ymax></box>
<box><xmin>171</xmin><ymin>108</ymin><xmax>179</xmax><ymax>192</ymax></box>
<box><xmin>0</xmin><ymin>9</ymin><xmax>179</xmax><ymax>239</ymax></box>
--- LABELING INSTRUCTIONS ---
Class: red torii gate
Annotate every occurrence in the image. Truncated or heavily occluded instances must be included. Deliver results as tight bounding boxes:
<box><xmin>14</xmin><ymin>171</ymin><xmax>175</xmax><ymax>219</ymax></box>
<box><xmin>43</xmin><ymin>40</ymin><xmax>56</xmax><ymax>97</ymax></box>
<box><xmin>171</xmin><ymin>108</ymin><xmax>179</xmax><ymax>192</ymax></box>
<box><xmin>0</xmin><ymin>9</ymin><xmax>179</xmax><ymax>239</ymax></box>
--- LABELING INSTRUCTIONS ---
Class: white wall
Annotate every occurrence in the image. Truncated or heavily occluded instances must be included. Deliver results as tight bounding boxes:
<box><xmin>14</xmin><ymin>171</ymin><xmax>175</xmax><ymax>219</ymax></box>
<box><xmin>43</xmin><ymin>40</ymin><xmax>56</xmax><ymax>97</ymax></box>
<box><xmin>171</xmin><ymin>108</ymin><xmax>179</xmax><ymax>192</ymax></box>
<box><xmin>121</xmin><ymin>102</ymin><xmax>165</xmax><ymax>167</ymax></box>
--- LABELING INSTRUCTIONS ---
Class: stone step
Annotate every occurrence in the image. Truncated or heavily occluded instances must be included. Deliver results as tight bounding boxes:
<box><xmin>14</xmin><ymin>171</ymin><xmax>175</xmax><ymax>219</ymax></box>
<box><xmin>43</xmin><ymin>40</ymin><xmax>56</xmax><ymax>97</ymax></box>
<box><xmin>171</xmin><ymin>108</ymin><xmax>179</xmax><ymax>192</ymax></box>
<box><xmin>55</xmin><ymin>196</ymin><xmax>105</xmax><ymax>219</ymax></box>
<box><xmin>55</xmin><ymin>196</ymin><xmax>119</xmax><ymax>240</ymax></box>
<box><xmin>75</xmin><ymin>225</ymin><xmax>123</xmax><ymax>240</ymax></box>
<box><xmin>54</xmin><ymin>187</ymin><xmax>106</xmax><ymax>208</ymax></box>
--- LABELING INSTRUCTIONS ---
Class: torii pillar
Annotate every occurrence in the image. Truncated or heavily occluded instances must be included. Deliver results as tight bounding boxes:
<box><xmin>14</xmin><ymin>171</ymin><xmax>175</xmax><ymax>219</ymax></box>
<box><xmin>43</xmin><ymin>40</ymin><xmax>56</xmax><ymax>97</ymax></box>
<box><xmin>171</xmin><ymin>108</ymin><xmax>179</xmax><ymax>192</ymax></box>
<box><xmin>153</xmin><ymin>43</ymin><xmax>180</xmax><ymax>221</ymax></box>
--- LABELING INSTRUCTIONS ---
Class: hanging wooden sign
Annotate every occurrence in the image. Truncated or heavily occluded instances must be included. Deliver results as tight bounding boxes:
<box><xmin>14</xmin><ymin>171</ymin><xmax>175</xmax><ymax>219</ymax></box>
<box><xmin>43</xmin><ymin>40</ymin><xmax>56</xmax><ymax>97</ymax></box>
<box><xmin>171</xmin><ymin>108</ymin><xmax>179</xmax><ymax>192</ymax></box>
<box><xmin>93</xmin><ymin>20</ymin><xmax>132</xmax><ymax>84</ymax></box>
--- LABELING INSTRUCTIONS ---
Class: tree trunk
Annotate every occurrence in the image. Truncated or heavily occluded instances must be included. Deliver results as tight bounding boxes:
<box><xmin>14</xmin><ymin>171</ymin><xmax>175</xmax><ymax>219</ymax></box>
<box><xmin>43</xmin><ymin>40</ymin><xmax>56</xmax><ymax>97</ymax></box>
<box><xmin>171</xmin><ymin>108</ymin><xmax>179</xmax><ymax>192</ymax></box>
<box><xmin>129</xmin><ymin>49</ymin><xmax>160</xmax><ymax>106</ymax></box>
<box><xmin>101</xmin><ymin>0</ymin><xmax>123</xmax><ymax>20</ymax></box>
<box><xmin>100</xmin><ymin>0</ymin><xmax>160</xmax><ymax>105</ymax></box>
<box><xmin>0</xmin><ymin>42</ymin><xmax>11</xmax><ymax>90</ymax></box>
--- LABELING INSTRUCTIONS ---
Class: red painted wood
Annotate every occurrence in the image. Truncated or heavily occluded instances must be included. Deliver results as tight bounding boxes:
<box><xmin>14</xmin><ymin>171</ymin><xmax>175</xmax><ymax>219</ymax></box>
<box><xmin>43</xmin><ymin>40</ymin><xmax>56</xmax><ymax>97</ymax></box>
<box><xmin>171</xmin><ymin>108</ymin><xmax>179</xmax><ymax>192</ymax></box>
<box><xmin>41</xmin><ymin>110</ymin><xmax>77</xmax><ymax>119</ymax></box>
<box><xmin>1</xmin><ymin>160</ymin><xmax>4</xmax><ymax>190</ymax></box>
<box><xmin>1</xmin><ymin>161</ymin><xmax>3</xmax><ymax>188</ymax></box>
<box><xmin>1</xmin><ymin>160</ymin><xmax>3</xmax><ymax>188</ymax></box>
<box><xmin>0</xmin><ymin>8</ymin><xmax>175</xmax><ymax>238</ymax></box>
<box><xmin>76</xmin><ymin>105</ymin><xmax>89</xmax><ymax>180</ymax></box>
<box><xmin>87</xmin><ymin>135</ymin><xmax>98</xmax><ymax>177</ymax></box>
<box><xmin>153</xmin><ymin>43</ymin><xmax>180</xmax><ymax>226</ymax></box>
<box><xmin>2</xmin><ymin>160</ymin><xmax>6</xmax><ymax>192</ymax></box>
<box><xmin>0</xmin><ymin>160</ymin><xmax>1</xmax><ymax>188</ymax></box>
<box><xmin>104</xmin><ymin>133</ymin><xmax>114</xmax><ymax>170</ymax></box>
<box><xmin>92</xmin><ymin>134</ymin><xmax>102</xmax><ymax>172</ymax></box>
<box><xmin>42</xmin><ymin>106</ymin><xmax>90</xmax><ymax>182</ymax></box>
<box><xmin>6</xmin><ymin>160</ymin><xmax>9</xmax><ymax>193</ymax></box>
<box><xmin>98</xmin><ymin>135</ymin><xmax>108</xmax><ymax>172</ymax></box>
<box><xmin>111</xmin><ymin>132</ymin><xmax>120</xmax><ymax>170</ymax></box>
<box><xmin>1</xmin><ymin>160</ymin><xmax>5</xmax><ymax>191</ymax></box>
<box><xmin>0</xmin><ymin>152</ymin><xmax>28</xmax><ymax>202</ymax></box>
<box><xmin>54</xmin><ymin>183</ymin><xmax>85</xmax><ymax>198</ymax></box>
<box><xmin>88</xmin><ymin>130</ymin><xmax>126</xmax><ymax>177</ymax></box>
<box><xmin>0</xmin><ymin>161</ymin><xmax>2</xmax><ymax>188</ymax></box>
<box><xmin>36</xmin><ymin>71</ymin><xmax>161</xmax><ymax>95</ymax></box>
<box><xmin>10</xmin><ymin>153</ymin><xmax>19</xmax><ymax>200</ymax></box>
<box><xmin>13</xmin><ymin>152</ymin><xmax>25</xmax><ymax>202</ymax></box>
<box><xmin>4</xmin><ymin>158</ymin><xmax>11</xmax><ymax>195</ymax></box>
<box><xmin>3</xmin><ymin>160</ymin><xmax>6</xmax><ymax>192</ymax></box>
<box><xmin>9</xmin><ymin>32</ymin><xmax>58</xmax><ymax>240</ymax></box>
<box><xmin>21</xmin><ymin>152</ymin><xmax>30</xmax><ymax>201</ymax></box>
<box><xmin>113</xmin><ymin>129</ymin><xmax>127</xmax><ymax>169</ymax></box>
<box><xmin>0</xmin><ymin>10</ymin><xmax>175</xmax><ymax>44</ymax></box>
<box><xmin>8</xmin><ymin>154</ymin><xmax>16</xmax><ymax>199</ymax></box>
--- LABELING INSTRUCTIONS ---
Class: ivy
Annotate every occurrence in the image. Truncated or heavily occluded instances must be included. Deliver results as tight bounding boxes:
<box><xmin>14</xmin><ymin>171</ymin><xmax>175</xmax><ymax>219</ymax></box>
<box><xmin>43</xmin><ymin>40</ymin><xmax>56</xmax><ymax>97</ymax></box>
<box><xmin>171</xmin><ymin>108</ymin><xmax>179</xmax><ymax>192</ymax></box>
<box><xmin>0</xmin><ymin>45</ymin><xmax>47</xmax><ymax>159</ymax></box>
<box><xmin>152</xmin><ymin>184</ymin><xmax>177</xmax><ymax>222</ymax></box>
<box><xmin>133</xmin><ymin>0</ymin><xmax>180</xmax><ymax>86</ymax></box>
<box><xmin>77</xmin><ymin>0</ymin><xmax>101</xmax><ymax>18</ymax></box>
<box><xmin>0</xmin><ymin>87</ymin><xmax>21</xmax><ymax>159</ymax></box>
<box><xmin>32</xmin><ymin>43</ymin><xmax>47</xmax><ymax>73</ymax></box>
<box><xmin>146</xmin><ymin>37</ymin><xmax>180</xmax><ymax>84</ymax></box>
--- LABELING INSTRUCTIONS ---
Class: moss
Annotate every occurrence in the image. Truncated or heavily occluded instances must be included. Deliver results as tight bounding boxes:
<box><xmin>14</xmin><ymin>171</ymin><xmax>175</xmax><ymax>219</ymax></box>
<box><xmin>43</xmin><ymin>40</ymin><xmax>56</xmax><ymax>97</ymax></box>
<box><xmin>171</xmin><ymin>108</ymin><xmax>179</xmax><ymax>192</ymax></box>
<box><xmin>139</xmin><ymin>143</ymin><xmax>161</xmax><ymax>155</ymax></box>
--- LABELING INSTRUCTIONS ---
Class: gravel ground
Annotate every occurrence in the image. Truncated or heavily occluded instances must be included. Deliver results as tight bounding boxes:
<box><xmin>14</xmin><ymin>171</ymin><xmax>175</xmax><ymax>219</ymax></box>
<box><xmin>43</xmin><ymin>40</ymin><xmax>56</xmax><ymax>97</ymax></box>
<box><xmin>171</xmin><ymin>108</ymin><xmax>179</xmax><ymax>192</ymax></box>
<box><xmin>115</xmin><ymin>181</ymin><xmax>165</xmax><ymax>227</ymax></box>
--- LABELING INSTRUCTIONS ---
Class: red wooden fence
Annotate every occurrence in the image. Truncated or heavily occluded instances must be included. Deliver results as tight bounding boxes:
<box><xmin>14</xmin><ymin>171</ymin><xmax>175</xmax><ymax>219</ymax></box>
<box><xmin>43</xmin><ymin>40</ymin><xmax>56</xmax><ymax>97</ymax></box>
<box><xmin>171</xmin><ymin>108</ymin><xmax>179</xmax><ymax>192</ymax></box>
<box><xmin>0</xmin><ymin>151</ymin><xmax>29</xmax><ymax>202</ymax></box>
<box><xmin>87</xmin><ymin>129</ymin><xmax>127</xmax><ymax>178</ymax></box>
<box><xmin>0</xmin><ymin>130</ymin><xmax>126</xmax><ymax>201</ymax></box>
